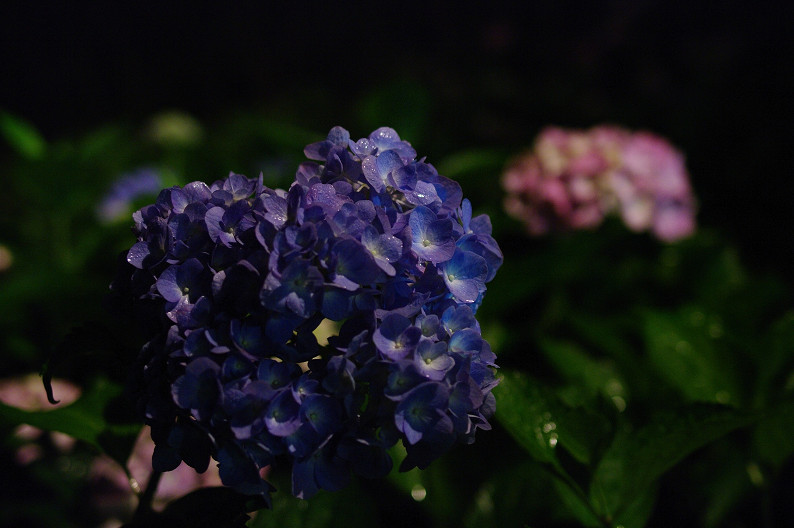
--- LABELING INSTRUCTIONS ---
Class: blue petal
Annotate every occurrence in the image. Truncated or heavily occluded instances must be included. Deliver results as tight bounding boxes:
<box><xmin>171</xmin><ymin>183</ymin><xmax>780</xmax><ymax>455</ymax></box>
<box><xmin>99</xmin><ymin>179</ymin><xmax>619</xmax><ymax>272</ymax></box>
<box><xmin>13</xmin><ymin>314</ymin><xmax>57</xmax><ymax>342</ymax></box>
<box><xmin>300</xmin><ymin>394</ymin><xmax>343</xmax><ymax>436</ymax></box>
<box><xmin>409</xmin><ymin>206</ymin><xmax>456</xmax><ymax>264</ymax></box>
<box><xmin>332</xmin><ymin>238</ymin><xmax>381</xmax><ymax>285</ymax></box>
<box><xmin>441</xmin><ymin>304</ymin><xmax>478</xmax><ymax>335</ymax></box>
<box><xmin>449</xmin><ymin>328</ymin><xmax>483</xmax><ymax>355</ymax></box>
<box><xmin>395</xmin><ymin>382</ymin><xmax>450</xmax><ymax>444</ymax></box>
<box><xmin>172</xmin><ymin>357</ymin><xmax>221</xmax><ymax>421</ymax></box>
<box><xmin>414</xmin><ymin>340</ymin><xmax>454</xmax><ymax>380</ymax></box>
<box><xmin>156</xmin><ymin>265</ymin><xmax>183</xmax><ymax>302</ymax></box>
<box><xmin>373</xmin><ymin>314</ymin><xmax>421</xmax><ymax>360</ymax></box>
<box><xmin>441</xmin><ymin>250</ymin><xmax>488</xmax><ymax>303</ymax></box>
<box><xmin>265</xmin><ymin>390</ymin><xmax>302</xmax><ymax>437</ymax></box>
<box><xmin>292</xmin><ymin>457</ymin><xmax>319</xmax><ymax>499</ymax></box>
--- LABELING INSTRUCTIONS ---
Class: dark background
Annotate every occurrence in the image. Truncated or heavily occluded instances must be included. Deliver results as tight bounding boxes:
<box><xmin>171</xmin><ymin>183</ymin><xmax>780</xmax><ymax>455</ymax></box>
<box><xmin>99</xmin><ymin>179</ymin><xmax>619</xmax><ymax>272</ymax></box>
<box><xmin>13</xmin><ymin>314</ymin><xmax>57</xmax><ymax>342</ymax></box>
<box><xmin>2</xmin><ymin>1</ymin><xmax>793</xmax><ymax>276</ymax></box>
<box><xmin>2</xmin><ymin>4</ymin><xmax>794</xmax><ymax>527</ymax></box>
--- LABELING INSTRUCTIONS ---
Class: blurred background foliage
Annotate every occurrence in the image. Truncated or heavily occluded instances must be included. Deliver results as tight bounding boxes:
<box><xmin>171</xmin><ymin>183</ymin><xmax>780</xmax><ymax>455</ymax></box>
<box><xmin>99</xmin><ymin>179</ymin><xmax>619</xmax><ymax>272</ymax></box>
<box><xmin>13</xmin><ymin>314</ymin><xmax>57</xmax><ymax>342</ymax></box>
<box><xmin>1</xmin><ymin>2</ymin><xmax>793</xmax><ymax>527</ymax></box>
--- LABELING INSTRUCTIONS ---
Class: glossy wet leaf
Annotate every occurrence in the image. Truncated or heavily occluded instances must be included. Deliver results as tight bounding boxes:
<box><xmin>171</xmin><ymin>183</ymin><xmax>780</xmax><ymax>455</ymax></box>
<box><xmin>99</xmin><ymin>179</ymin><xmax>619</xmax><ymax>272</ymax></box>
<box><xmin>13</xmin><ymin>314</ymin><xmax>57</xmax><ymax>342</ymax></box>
<box><xmin>495</xmin><ymin>369</ymin><xmax>616</xmax><ymax>467</ymax></box>
<box><xmin>494</xmin><ymin>370</ymin><xmax>565</xmax><ymax>464</ymax></box>
<box><xmin>644</xmin><ymin>306</ymin><xmax>740</xmax><ymax>404</ymax></box>
<box><xmin>590</xmin><ymin>403</ymin><xmax>758</xmax><ymax>520</ymax></box>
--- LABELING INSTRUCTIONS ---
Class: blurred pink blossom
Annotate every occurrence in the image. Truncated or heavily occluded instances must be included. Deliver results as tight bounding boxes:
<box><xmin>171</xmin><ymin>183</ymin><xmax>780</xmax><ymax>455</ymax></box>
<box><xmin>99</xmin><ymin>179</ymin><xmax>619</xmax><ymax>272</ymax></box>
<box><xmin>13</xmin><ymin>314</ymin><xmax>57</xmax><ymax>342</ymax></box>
<box><xmin>0</xmin><ymin>375</ymin><xmax>225</xmax><ymax>523</ymax></box>
<box><xmin>0</xmin><ymin>374</ymin><xmax>81</xmax><ymax>464</ymax></box>
<box><xmin>88</xmin><ymin>425</ymin><xmax>223</xmax><ymax>519</ymax></box>
<box><xmin>502</xmin><ymin>125</ymin><xmax>696</xmax><ymax>241</ymax></box>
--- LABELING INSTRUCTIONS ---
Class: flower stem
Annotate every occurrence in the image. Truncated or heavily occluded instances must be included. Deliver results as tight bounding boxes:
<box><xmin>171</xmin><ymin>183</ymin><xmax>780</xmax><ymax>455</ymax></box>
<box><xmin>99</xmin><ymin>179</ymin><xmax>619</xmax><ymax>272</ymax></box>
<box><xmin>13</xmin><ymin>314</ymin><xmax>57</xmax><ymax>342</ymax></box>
<box><xmin>132</xmin><ymin>470</ymin><xmax>162</xmax><ymax>523</ymax></box>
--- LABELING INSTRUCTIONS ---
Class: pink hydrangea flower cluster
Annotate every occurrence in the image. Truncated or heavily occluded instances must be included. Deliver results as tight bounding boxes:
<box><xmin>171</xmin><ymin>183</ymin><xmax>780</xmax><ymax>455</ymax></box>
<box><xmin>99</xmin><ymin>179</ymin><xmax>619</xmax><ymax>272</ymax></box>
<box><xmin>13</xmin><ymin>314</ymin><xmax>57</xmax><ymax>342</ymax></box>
<box><xmin>502</xmin><ymin>126</ymin><xmax>697</xmax><ymax>241</ymax></box>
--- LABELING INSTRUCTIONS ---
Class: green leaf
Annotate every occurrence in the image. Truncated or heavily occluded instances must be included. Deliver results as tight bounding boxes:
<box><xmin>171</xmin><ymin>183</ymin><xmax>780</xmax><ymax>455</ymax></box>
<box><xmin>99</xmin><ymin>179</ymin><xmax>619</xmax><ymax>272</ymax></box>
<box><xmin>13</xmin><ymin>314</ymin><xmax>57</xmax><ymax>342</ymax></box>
<box><xmin>551</xmin><ymin>477</ymin><xmax>604</xmax><ymax>527</ymax></box>
<box><xmin>756</xmin><ymin>312</ymin><xmax>794</xmax><ymax>405</ymax></box>
<box><xmin>0</xmin><ymin>377</ymin><xmax>140</xmax><ymax>469</ymax></box>
<box><xmin>590</xmin><ymin>403</ymin><xmax>758</xmax><ymax>520</ymax></box>
<box><xmin>609</xmin><ymin>484</ymin><xmax>658</xmax><ymax>528</ymax></box>
<box><xmin>388</xmin><ymin>442</ymin><xmax>467</xmax><ymax>525</ymax></box>
<box><xmin>478</xmin><ymin>253</ymin><xmax>545</xmax><ymax>312</ymax></box>
<box><xmin>693</xmin><ymin>244</ymin><xmax>746</xmax><ymax>305</ymax></box>
<box><xmin>754</xmin><ymin>398</ymin><xmax>794</xmax><ymax>467</ymax></box>
<box><xmin>436</xmin><ymin>148</ymin><xmax>508</xmax><ymax>179</ymax></box>
<box><xmin>0</xmin><ymin>111</ymin><xmax>46</xmax><ymax>159</ymax></box>
<box><xmin>356</xmin><ymin>81</ymin><xmax>431</xmax><ymax>145</ymax></box>
<box><xmin>496</xmin><ymin>371</ymin><xmax>611</xmax><ymax>525</ymax></box>
<box><xmin>698</xmin><ymin>446</ymin><xmax>756</xmax><ymax>528</ymax></box>
<box><xmin>566</xmin><ymin>313</ymin><xmax>637</xmax><ymax>365</ymax></box>
<box><xmin>494</xmin><ymin>370</ymin><xmax>564</xmax><ymax>464</ymax></box>
<box><xmin>387</xmin><ymin>443</ymin><xmax>424</xmax><ymax>496</ymax></box>
<box><xmin>247</xmin><ymin>480</ymin><xmax>375</xmax><ymax>528</ymax></box>
<box><xmin>539</xmin><ymin>338</ymin><xmax>627</xmax><ymax>406</ymax></box>
<box><xmin>495</xmin><ymin>369</ymin><xmax>615</xmax><ymax>467</ymax></box>
<box><xmin>644</xmin><ymin>307</ymin><xmax>739</xmax><ymax>404</ymax></box>
<box><xmin>250</xmin><ymin>119</ymin><xmax>321</xmax><ymax>152</ymax></box>
<box><xmin>465</xmin><ymin>459</ymin><xmax>602</xmax><ymax>528</ymax></box>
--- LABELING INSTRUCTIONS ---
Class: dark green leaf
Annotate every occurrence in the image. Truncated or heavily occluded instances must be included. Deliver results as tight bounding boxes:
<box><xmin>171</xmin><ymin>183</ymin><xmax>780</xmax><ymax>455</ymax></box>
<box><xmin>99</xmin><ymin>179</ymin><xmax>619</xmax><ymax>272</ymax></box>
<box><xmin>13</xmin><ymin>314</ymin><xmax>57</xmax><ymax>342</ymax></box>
<box><xmin>465</xmin><ymin>459</ymin><xmax>602</xmax><ymax>528</ymax></box>
<box><xmin>387</xmin><ymin>443</ymin><xmax>423</xmax><ymax>495</ymax></box>
<box><xmin>388</xmin><ymin>442</ymin><xmax>470</xmax><ymax>525</ymax></box>
<box><xmin>756</xmin><ymin>312</ymin><xmax>794</xmax><ymax>405</ymax></box>
<box><xmin>754</xmin><ymin>398</ymin><xmax>794</xmax><ymax>467</ymax></box>
<box><xmin>436</xmin><ymin>148</ymin><xmax>508</xmax><ymax>179</ymax></box>
<box><xmin>0</xmin><ymin>111</ymin><xmax>46</xmax><ymax>159</ymax></box>
<box><xmin>356</xmin><ymin>81</ymin><xmax>431</xmax><ymax>145</ymax></box>
<box><xmin>551</xmin><ymin>477</ymin><xmax>604</xmax><ymax>527</ymax></box>
<box><xmin>609</xmin><ymin>484</ymin><xmax>657</xmax><ymax>528</ymax></box>
<box><xmin>247</xmin><ymin>480</ymin><xmax>375</xmax><ymax>528</ymax></box>
<box><xmin>494</xmin><ymin>370</ymin><xmax>565</xmax><ymax>464</ymax></box>
<box><xmin>644</xmin><ymin>307</ymin><xmax>739</xmax><ymax>404</ymax></box>
<box><xmin>692</xmin><ymin>244</ymin><xmax>746</xmax><ymax>305</ymax></box>
<box><xmin>0</xmin><ymin>377</ymin><xmax>140</xmax><ymax>469</ymax></box>
<box><xmin>539</xmin><ymin>338</ymin><xmax>627</xmax><ymax>406</ymax></box>
<box><xmin>495</xmin><ymin>369</ymin><xmax>615</xmax><ymax>467</ymax></box>
<box><xmin>250</xmin><ymin>119</ymin><xmax>320</xmax><ymax>152</ymax></box>
<box><xmin>590</xmin><ymin>403</ymin><xmax>757</xmax><ymax>520</ymax></box>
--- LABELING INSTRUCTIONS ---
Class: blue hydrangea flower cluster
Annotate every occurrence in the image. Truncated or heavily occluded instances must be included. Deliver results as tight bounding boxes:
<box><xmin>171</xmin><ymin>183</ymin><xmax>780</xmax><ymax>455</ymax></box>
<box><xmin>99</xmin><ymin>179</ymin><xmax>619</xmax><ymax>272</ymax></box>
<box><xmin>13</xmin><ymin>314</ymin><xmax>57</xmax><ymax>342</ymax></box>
<box><xmin>116</xmin><ymin>126</ymin><xmax>503</xmax><ymax>503</ymax></box>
